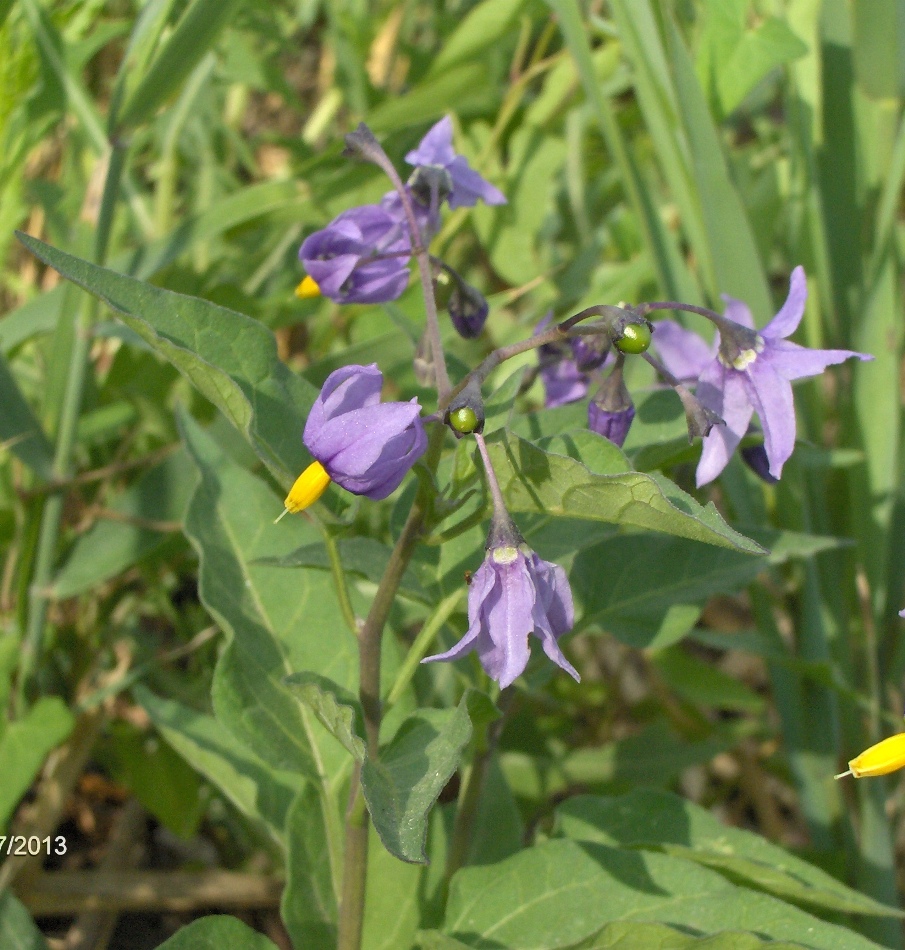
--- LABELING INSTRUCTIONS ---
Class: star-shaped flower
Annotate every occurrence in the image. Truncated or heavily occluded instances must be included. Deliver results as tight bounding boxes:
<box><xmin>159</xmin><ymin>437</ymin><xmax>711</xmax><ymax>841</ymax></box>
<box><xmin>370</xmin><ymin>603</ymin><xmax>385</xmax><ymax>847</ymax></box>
<box><xmin>652</xmin><ymin>267</ymin><xmax>872</xmax><ymax>485</ymax></box>
<box><xmin>405</xmin><ymin>116</ymin><xmax>506</xmax><ymax>210</ymax></box>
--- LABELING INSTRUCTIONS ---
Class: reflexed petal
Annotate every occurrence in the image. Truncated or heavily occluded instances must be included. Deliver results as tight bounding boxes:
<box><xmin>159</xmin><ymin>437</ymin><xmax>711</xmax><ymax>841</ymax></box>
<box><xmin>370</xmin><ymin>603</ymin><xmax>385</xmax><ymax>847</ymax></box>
<box><xmin>695</xmin><ymin>362</ymin><xmax>754</xmax><ymax>486</ymax></box>
<box><xmin>445</xmin><ymin>156</ymin><xmax>507</xmax><ymax>208</ymax></box>
<box><xmin>652</xmin><ymin>320</ymin><xmax>716</xmax><ymax>381</ymax></box>
<box><xmin>539</xmin><ymin>636</ymin><xmax>581</xmax><ymax>682</ymax></box>
<box><xmin>762</xmin><ymin>266</ymin><xmax>807</xmax><ymax>339</ymax></box>
<box><xmin>529</xmin><ymin>556</ymin><xmax>574</xmax><ymax>637</ymax></box>
<box><xmin>405</xmin><ymin>116</ymin><xmax>457</xmax><ymax>167</ymax></box>
<box><xmin>744</xmin><ymin>359</ymin><xmax>796</xmax><ymax>479</ymax></box>
<box><xmin>765</xmin><ymin>339</ymin><xmax>873</xmax><ymax>380</ymax></box>
<box><xmin>422</xmin><ymin>562</ymin><xmax>497</xmax><ymax>665</ymax></box>
<box><xmin>722</xmin><ymin>296</ymin><xmax>755</xmax><ymax>329</ymax></box>
<box><xmin>481</xmin><ymin>559</ymin><xmax>535</xmax><ymax>688</ymax></box>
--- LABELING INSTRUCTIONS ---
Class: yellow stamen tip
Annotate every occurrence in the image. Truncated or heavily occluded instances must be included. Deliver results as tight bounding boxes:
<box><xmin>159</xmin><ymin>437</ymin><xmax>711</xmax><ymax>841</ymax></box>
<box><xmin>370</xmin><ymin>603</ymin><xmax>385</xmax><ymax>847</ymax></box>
<box><xmin>839</xmin><ymin>732</ymin><xmax>905</xmax><ymax>779</ymax></box>
<box><xmin>296</xmin><ymin>275</ymin><xmax>322</xmax><ymax>299</ymax></box>
<box><xmin>279</xmin><ymin>461</ymin><xmax>331</xmax><ymax>518</ymax></box>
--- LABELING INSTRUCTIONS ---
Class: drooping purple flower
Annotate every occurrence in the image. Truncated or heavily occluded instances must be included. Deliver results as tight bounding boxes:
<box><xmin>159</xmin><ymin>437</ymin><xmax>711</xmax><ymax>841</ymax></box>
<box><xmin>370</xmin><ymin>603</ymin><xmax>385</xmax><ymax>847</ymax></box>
<box><xmin>405</xmin><ymin>116</ymin><xmax>506</xmax><ymax>210</ymax></box>
<box><xmin>652</xmin><ymin>268</ymin><xmax>872</xmax><ymax>486</ymax></box>
<box><xmin>303</xmin><ymin>363</ymin><xmax>427</xmax><ymax>499</ymax></box>
<box><xmin>422</xmin><ymin>539</ymin><xmax>579</xmax><ymax>688</ymax></box>
<box><xmin>299</xmin><ymin>204</ymin><xmax>412</xmax><ymax>305</ymax></box>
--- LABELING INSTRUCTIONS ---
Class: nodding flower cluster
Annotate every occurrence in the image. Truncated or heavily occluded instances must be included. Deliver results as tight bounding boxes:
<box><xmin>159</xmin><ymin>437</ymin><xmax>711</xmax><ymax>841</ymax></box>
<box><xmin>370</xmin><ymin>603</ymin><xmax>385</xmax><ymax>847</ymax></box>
<box><xmin>297</xmin><ymin>116</ymin><xmax>504</xmax><ymax>335</ymax></box>
<box><xmin>279</xmin><ymin>118</ymin><xmax>874</xmax><ymax>689</ymax></box>
<box><xmin>536</xmin><ymin>268</ymin><xmax>871</xmax><ymax>481</ymax></box>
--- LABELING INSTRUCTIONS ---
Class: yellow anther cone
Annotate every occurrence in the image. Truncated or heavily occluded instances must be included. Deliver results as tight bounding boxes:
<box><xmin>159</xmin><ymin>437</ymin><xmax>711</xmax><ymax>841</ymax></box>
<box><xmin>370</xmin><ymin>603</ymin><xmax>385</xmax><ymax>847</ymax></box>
<box><xmin>274</xmin><ymin>461</ymin><xmax>331</xmax><ymax>522</ymax></box>
<box><xmin>835</xmin><ymin>732</ymin><xmax>905</xmax><ymax>779</ymax></box>
<box><xmin>295</xmin><ymin>275</ymin><xmax>322</xmax><ymax>299</ymax></box>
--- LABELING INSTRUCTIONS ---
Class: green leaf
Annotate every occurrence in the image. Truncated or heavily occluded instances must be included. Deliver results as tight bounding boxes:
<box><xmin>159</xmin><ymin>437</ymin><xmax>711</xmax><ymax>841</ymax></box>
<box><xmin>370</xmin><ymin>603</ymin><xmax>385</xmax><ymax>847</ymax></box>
<box><xmin>0</xmin><ymin>697</ymin><xmax>75</xmax><ymax>831</ymax></box>
<box><xmin>653</xmin><ymin>647</ymin><xmax>765</xmax><ymax>713</ymax></box>
<box><xmin>502</xmin><ymin>721</ymin><xmax>726</xmax><ymax>805</ymax></box>
<box><xmin>0</xmin><ymin>891</ymin><xmax>48</xmax><ymax>950</ymax></box>
<box><xmin>555</xmin><ymin>790</ymin><xmax>902</xmax><ymax>920</ymax></box>
<box><xmin>571</xmin><ymin>529</ymin><xmax>842</xmax><ymax>648</ymax></box>
<box><xmin>429</xmin><ymin>0</ymin><xmax>527</xmax><ymax>75</ymax></box>
<box><xmin>420</xmin><ymin>921</ymin><xmax>809</xmax><ymax>949</ymax></box>
<box><xmin>155</xmin><ymin>915</ymin><xmax>279</xmax><ymax>950</ymax></box>
<box><xmin>548</xmin><ymin>0</ymin><xmax>699</xmax><ymax>302</ymax></box>
<box><xmin>697</xmin><ymin>0</ymin><xmax>808</xmax><ymax>116</ymax></box>
<box><xmin>116</xmin><ymin>0</ymin><xmax>243</xmax><ymax>130</ymax></box>
<box><xmin>853</xmin><ymin>0</ymin><xmax>905</xmax><ymax>99</ymax></box>
<box><xmin>363</xmin><ymin>824</ymin><xmax>425</xmax><ymax>950</ymax></box>
<box><xmin>563</xmin><ymin>922</ymin><xmax>809</xmax><ymax>950</ymax></box>
<box><xmin>662</xmin><ymin>10</ymin><xmax>772</xmax><ymax>315</ymax></box>
<box><xmin>0</xmin><ymin>351</ymin><xmax>53</xmax><ymax>480</ymax></box>
<box><xmin>442</xmin><ymin>838</ymin><xmax>883</xmax><ymax>949</ymax></box>
<box><xmin>179</xmin><ymin>413</ymin><xmax>358</xmax><ymax>786</ymax></box>
<box><xmin>16</xmin><ymin>234</ymin><xmax>315</xmax><ymax>483</ymax></box>
<box><xmin>134</xmin><ymin>685</ymin><xmax>297</xmax><ymax>838</ymax></box>
<box><xmin>482</xmin><ymin>430</ymin><xmax>764</xmax><ymax>554</ymax></box>
<box><xmin>257</xmin><ymin>536</ymin><xmax>429</xmax><ymax>603</ymax></box>
<box><xmin>97</xmin><ymin>720</ymin><xmax>205</xmax><ymax>839</ymax></box>
<box><xmin>368</xmin><ymin>64</ymin><xmax>495</xmax><ymax>132</ymax></box>
<box><xmin>361</xmin><ymin>692</ymin><xmax>489</xmax><ymax>864</ymax></box>
<box><xmin>51</xmin><ymin>449</ymin><xmax>195</xmax><ymax>598</ymax></box>
<box><xmin>285</xmin><ymin>672</ymin><xmax>366</xmax><ymax>762</ymax></box>
<box><xmin>282</xmin><ymin>785</ymin><xmax>339</xmax><ymax>950</ymax></box>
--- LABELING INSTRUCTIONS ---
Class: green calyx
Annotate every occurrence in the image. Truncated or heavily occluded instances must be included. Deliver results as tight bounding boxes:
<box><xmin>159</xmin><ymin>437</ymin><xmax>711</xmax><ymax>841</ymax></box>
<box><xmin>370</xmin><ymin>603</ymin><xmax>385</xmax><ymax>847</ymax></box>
<box><xmin>449</xmin><ymin>406</ymin><xmax>480</xmax><ymax>434</ymax></box>
<box><xmin>615</xmin><ymin>322</ymin><xmax>652</xmax><ymax>354</ymax></box>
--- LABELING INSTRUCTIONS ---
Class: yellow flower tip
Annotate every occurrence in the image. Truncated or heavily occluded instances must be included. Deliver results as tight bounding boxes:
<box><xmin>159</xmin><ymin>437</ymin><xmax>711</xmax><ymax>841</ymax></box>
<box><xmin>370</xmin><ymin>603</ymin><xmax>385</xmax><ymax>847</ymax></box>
<box><xmin>279</xmin><ymin>460</ymin><xmax>331</xmax><ymax>518</ymax></box>
<box><xmin>295</xmin><ymin>275</ymin><xmax>322</xmax><ymax>299</ymax></box>
<box><xmin>838</xmin><ymin>732</ymin><xmax>905</xmax><ymax>779</ymax></box>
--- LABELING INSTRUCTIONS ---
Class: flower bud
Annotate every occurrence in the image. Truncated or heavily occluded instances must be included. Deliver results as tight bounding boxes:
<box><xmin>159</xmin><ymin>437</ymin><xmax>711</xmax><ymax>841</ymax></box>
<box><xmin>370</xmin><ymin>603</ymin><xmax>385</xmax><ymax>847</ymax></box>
<box><xmin>448</xmin><ymin>279</ymin><xmax>489</xmax><ymax>339</ymax></box>
<box><xmin>588</xmin><ymin>360</ymin><xmax>635</xmax><ymax>447</ymax></box>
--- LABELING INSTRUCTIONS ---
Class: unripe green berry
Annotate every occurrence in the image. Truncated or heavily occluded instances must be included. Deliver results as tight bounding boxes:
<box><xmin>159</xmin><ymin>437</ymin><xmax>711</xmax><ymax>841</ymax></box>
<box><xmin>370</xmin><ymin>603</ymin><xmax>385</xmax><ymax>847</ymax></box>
<box><xmin>615</xmin><ymin>322</ymin><xmax>652</xmax><ymax>354</ymax></box>
<box><xmin>449</xmin><ymin>406</ymin><xmax>480</xmax><ymax>434</ymax></box>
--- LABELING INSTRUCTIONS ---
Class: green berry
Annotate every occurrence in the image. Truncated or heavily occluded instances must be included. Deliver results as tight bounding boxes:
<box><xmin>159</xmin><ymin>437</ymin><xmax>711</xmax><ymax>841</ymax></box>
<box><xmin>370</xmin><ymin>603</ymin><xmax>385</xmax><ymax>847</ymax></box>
<box><xmin>449</xmin><ymin>407</ymin><xmax>479</xmax><ymax>434</ymax></box>
<box><xmin>615</xmin><ymin>322</ymin><xmax>652</xmax><ymax>354</ymax></box>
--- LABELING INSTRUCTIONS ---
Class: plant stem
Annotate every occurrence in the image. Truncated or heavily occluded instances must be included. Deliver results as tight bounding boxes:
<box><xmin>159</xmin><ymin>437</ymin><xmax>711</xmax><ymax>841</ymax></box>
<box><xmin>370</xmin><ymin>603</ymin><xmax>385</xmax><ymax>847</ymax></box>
<box><xmin>336</xmin><ymin>426</ymin><xmax>445</xmax><ymax>950</ymax></box>
<box><xmin>345</xmin><ymin>124</ymin><xmax>452</xmax><ymax>400</ymax></box>
<box><xmin>473</xmin><ymin>433</ymin><xmax>508</xmax><ymax>522</ymax></box>
<box><xmin>17</xmin><ymin>144</ymin><xmax>127</xmax><ymax>713</ymax></box>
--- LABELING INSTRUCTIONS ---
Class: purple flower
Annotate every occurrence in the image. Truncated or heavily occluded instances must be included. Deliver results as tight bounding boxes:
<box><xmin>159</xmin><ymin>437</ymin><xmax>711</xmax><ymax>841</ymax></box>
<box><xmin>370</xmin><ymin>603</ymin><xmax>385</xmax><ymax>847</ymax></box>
<box><xmin>406</xmin><ymin>116</ymin><xmax>506</xmax><ymax>210</ymax></box>
<box><xmin>302</xmin><ymin>363</ymin><xmax>426</xmax><ymax>500</ymax></box>
<box><xmin>422</xmin><ymin>541</ymin><xmax>579</xmax><ymax>688</ymax></box>
<box><xmin>652</xmin><ymin>267</ymin><xmax>872</xmax><ymax>486</ymax></box>
<box><xmin>299</xmin><ymin>204</ymin><xmax>412</xmax><ymax>305</ymax></box>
